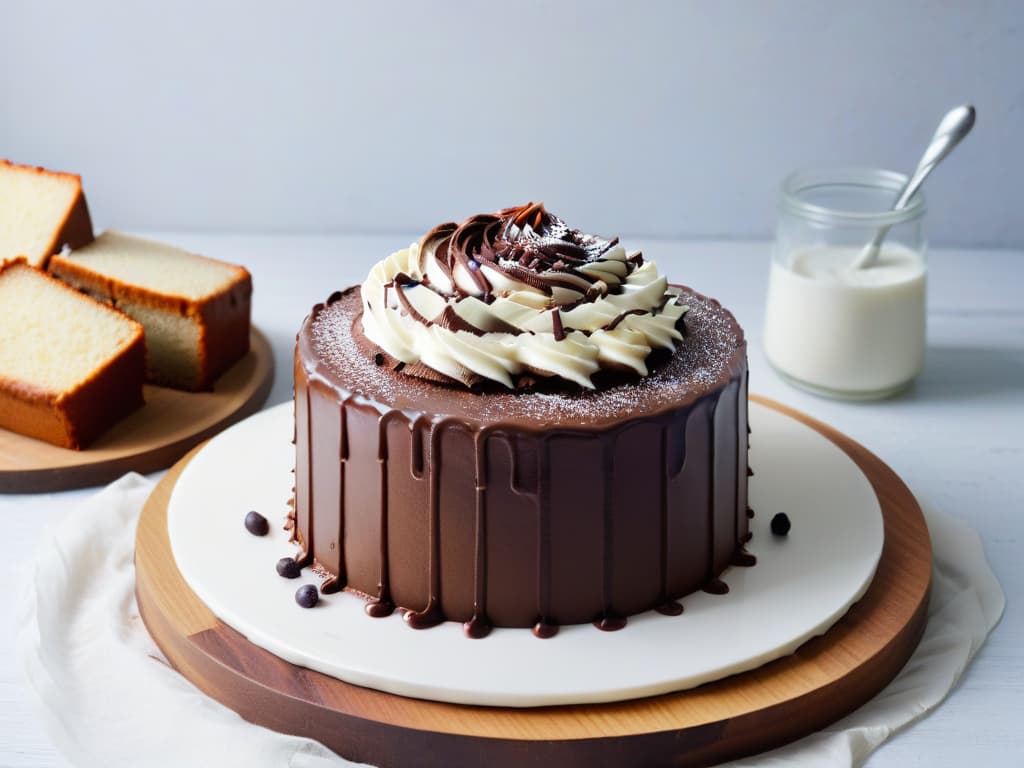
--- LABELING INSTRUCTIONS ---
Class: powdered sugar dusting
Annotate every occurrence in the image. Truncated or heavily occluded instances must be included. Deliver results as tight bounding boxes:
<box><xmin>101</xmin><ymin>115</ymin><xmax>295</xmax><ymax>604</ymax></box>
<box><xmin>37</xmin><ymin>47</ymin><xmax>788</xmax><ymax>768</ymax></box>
<box><xmin>307</xmin><ymin>286</ymin><xmax>744</xmax><ymax>428</ymax></box>
<box><xmin>311</xmin><ymin>290</ymin><xmax>397</xmax><ymax>405</ymax></box>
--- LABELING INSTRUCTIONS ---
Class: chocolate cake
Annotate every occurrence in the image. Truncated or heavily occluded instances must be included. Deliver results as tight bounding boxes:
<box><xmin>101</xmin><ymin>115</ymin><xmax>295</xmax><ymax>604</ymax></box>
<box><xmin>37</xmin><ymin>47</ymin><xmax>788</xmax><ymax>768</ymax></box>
<box><xmin>291</xmin><ymin>204</ymin><xmax>750</xmax><ymax>638</ymax></box>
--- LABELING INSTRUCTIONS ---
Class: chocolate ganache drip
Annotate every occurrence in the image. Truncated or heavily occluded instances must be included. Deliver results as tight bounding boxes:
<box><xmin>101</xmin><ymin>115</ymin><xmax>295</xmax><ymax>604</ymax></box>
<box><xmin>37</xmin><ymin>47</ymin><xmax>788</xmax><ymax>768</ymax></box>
<box><xmin>361</xmin><ymin>203</ymin><xmax>688</xmax><ymax>389</ymax></box>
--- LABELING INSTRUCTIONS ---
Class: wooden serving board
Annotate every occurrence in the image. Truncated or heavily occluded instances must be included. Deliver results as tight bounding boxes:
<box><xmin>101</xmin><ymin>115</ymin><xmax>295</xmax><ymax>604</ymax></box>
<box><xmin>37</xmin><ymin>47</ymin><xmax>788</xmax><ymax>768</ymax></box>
<box><xmin>135</xmin><ymin>395</ymin><xmax>932</xmax><ymax>768</ymax></box>
<box><xmin>0</xmin><ymin>328</ymin><xmax>274</xmax><ymax>493</ymax></box>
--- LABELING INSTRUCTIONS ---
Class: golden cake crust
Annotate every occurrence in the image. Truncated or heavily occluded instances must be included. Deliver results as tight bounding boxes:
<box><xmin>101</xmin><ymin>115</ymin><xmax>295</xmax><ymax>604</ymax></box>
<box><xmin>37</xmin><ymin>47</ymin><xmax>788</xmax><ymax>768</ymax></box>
<box><xmin>0</xmin><ymin>259</ymin><xmax>145</xmax><ymax>449</ymax></box>
<box><xmin>48</xmin><ymin>252</ymin><xmax>252</xmax><ymax>391</ymax></box>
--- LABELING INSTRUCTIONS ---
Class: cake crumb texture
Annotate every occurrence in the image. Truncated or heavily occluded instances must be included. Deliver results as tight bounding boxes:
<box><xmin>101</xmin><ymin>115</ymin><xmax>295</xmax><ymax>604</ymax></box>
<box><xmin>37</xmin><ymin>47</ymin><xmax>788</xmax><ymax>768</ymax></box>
<box><xmin>55</xmin><ymin>230</ymin><xmax>248</xmax><ymax>301</ymax></box>
<box><xmin>0</xmin><ymin>260</ymin><xmax>139</xmax><ymax>393</ymax></box>
<box><xmin>49</xmin><ymin>231</ymin><xmax>252</xmax><ymax>391</ymax></box>
<box><xmin>0</xmin><ymin>159</ymin><xmax>94</xmax><ymax>268</ymax></box>
<box><xmin>0</xmin><ymin>259</ymin><xmax>145</xmax><ymax>448</ymax></box>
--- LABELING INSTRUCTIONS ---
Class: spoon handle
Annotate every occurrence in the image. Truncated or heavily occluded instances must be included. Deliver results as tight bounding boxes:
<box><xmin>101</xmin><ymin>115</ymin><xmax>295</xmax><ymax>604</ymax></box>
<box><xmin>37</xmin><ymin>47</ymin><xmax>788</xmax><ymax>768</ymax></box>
<box><xmin>852</xmin><ymin>105</ymin><xmax>976</xmax><ymax>269</ymax></box>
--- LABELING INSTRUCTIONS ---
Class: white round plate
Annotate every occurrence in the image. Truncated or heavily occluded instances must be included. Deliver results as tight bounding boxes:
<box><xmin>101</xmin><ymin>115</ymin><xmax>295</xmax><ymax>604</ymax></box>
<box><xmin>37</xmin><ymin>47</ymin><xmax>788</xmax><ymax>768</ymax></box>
<box><xmin>167</xmin><ymin>401</ymin><xmax>883</xmax><ymax>707</ymax></box>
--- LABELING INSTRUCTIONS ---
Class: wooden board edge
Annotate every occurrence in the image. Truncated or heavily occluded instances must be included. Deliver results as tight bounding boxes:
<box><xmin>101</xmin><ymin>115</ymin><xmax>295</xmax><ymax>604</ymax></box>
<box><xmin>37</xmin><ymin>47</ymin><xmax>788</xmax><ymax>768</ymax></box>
<box><xmin>0</xmin><ymin>328</ymin><xmax>275</xmax><ymax>493</ymax></box>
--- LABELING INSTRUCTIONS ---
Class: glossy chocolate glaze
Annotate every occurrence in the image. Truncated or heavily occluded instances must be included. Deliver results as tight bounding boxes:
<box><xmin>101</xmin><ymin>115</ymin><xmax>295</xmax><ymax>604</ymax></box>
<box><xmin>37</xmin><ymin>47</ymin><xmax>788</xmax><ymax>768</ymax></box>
<box><xmin>293</xmin><ymin>286</ymin><xmax>749</xmax><ymax>635</ymax></box>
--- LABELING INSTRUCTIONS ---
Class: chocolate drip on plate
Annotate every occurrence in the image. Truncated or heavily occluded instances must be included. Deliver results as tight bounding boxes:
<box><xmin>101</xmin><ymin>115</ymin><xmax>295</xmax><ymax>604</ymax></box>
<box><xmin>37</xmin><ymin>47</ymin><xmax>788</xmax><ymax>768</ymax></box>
<box><xmin>466</xmin><ymin>431</ymin><xmax>491</xmax><ymax>638</ymax></box>
<box><xmin>594</xmin><ymin>615</ymin><xmax>628</xmax><ymax>632</ymax></box>
<box><xmin>404</xmin><ymin>605</ymin><xmax>444</xmax><ymax>630</ymax></box>
<box><xmin>658</xmin><ymin>419</ymin><xmax>670</xmax><ymax>612</ymax></box>
<box><xmin>702</xmin><ymin>578</ymin><xmax>730</xmax><ymax>595</ymax></box>
<box><xmin>731</xmin><ymin>548</ymin><xmax>757</xmax><ymax>567</ymax></box>
<box><xmin>463</xmin><ymin>616</ymin><xmax>492</xmax><ymax>639</ymax></box>
<box><xmin>293</xmin><ymin>382</ymin><xmax>316</xmax><ymax>569</ymax></box>
<box><xmin>536</xmin><ymin>437</ymin><xmax>552</xmax><ymax>631</ymax></box>
<box><xmin>365</xmin><ymin>414</ymin><xmax>396</xmax><ymax>617</ymax></box>
<box><xmin>705</xmin><ymin>399</ymin><xmax>717</xmax><ymax>586</ymax></box>
<box><xmin>655</xmin><ymin>600</ymin><xmax>684</xmax><ymax>616</ymax></box>
<box><xmin>532</xmin><ymin>619</ymin><xmax>559</xmax><ymax>639</ymax></box>
<box><xmin>600</xmin><ymin>438</ymin><xmax>616</xmax><ymax>627</ymax></box>
<box><xmin>320</xmin><ymin>576</ymin><xmax>343</xmax><ymax>594</ymax></box>
<box><xmin>404</xmin><ymin>421</ymin><xmax>445</xmax><ymax>630</ymax></box>
<box><xmin>365</xmin><ymin>600</ymin><xmax>395</xmax><ymax>618</ymax></box>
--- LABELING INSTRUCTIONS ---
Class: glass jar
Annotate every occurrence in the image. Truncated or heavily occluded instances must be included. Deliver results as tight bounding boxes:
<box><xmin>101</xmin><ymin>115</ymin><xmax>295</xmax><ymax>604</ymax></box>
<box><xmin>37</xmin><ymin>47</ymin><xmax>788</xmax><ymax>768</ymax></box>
<box><xmin>763</xmin><ymin>168</ymin><xmax>928</xmax><ymax>400</ymax></box>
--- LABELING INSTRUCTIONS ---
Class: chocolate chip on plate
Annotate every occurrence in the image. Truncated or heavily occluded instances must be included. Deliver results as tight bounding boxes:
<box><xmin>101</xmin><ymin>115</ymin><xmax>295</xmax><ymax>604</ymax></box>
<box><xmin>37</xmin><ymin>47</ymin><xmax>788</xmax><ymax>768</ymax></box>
<box><xmin>244</xmin><ymin>511</ymin><xmax>269</xmax><ymax>536</ymax></box>
<box><xmin>276</xmin><ymin>557</ymin><xmax>301</xmax><ymax>579</ymax></box>
<box><xmin>771</xmin><ymin>512</ymin><xmax>792</xmax><ymax>537</ymax></box>
<box><xmin>295</xmin><ymin>584</ymin><xmax>319</xmax><ymax>608</ymax></box>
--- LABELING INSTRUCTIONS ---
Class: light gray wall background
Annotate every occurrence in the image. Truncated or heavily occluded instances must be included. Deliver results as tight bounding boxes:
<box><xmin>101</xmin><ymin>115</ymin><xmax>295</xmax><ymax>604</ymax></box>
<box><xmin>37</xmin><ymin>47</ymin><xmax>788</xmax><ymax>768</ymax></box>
<box><xmin>2</xmin><ymin>1</ymin><xmax>1021</xmax><ymax>246</ymax></box>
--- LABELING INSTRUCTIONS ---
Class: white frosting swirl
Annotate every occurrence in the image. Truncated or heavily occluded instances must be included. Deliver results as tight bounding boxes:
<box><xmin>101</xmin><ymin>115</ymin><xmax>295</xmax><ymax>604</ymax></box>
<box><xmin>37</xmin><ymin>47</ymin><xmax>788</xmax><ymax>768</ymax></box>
<box><xmin>360</xmin><ymin>207</ymin><xmax>687</xmax><ymax>389</ymax></box>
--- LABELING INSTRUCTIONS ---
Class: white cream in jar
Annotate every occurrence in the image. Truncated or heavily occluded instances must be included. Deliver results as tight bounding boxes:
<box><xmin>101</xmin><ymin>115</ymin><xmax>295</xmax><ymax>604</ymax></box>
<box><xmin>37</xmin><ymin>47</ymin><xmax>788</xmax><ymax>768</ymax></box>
<box><xmin>766</xmin><ymin>168</ymin><xmax>929</xmax><ymax>400</ymax></box>
<box><xmin>764</xmin><ymin>243</ymin><xmax>926</xmax><ymax>398</ymax></box>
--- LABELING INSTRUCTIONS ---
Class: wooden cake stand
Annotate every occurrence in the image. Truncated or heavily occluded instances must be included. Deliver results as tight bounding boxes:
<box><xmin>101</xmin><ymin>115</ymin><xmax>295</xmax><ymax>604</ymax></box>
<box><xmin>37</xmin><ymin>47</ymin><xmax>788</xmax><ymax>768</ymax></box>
<box><xmin>0</xmin><ymin>328</ymin><xmax>274</xmax><ymax>493</ymax></box>
<box><xmin>135</xmin><ymin>396</ymin><xmax>932</xmax><ymax>767</ymax></box>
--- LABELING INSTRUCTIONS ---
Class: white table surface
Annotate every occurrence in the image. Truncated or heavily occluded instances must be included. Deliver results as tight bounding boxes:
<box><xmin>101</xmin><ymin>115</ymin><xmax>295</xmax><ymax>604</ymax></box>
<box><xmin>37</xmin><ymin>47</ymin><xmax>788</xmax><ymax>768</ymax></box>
<box><xmin>1</xmin><ymin>235</ymin><xmax>1021</xmax><ymax>766</ymax></box>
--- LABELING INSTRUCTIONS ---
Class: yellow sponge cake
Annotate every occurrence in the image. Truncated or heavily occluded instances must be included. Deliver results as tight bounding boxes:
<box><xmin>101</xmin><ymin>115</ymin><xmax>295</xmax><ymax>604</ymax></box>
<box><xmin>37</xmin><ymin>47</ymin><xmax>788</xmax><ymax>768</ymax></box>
<box><xmin>50</xmin><ymin>231</ymin><xmax>252</xmax><ymax>391</ymax></box>
<box><xmin>0</xmin><ymin>160</ymin><xmax>94</xmax><ymax>268</ymax></box>
<box><xmin>0</xmin><ymin>259</ymin><xmax>145</xmax><ymax>449</ymax></box>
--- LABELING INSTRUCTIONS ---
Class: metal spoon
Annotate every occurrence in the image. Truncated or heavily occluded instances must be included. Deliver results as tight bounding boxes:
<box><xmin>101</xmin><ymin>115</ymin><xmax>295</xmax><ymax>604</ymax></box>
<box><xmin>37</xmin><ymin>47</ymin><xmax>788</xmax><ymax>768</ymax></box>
<box><xmin>852</xmin><ymin>104</ymin><xmax>975</xmax><ymax>269</ymax></box>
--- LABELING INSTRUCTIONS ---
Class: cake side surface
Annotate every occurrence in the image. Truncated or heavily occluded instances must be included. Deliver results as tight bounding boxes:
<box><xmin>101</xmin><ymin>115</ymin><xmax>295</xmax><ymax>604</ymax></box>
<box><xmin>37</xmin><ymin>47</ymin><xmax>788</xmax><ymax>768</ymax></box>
<box><xmin>0</xmin><ymin>159</ymin><xmax>94</xmax><ymax>268</ymax></box>
<box><xmin>0</xmin><ymin>259</ymin><xmax>145</xmax><ymax>448</ymax></box>
<box><xmin>56</xmin><ymin>331</ymin><xmax>147</xmax><ymax>448</ymax></box>
<box><xmin>292</xmin><ymin>286</ymin><xmax>749</xmax><ymax>634</ymax></box>
<box><xmin>49</xmin><ymin>231</ymin><xmax>253</xmax><ymax>390</ymax></box>
<box><xmin>192</xmin><ymin>281</ymin><xmax>252</xmax><ymax>389</ymax></box>
<box><xmin>0</xmin><ymin>259</ymin><xmax>143</xmax><ymax>392</ymax></box>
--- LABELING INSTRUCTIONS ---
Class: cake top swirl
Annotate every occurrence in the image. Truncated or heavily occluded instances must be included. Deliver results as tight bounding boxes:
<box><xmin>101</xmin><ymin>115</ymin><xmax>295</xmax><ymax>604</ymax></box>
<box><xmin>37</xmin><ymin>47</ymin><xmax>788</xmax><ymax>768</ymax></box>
<box><xmin>418</xmin><ymin>202</ymin><xmax>624</xmax><ymax>303</ymax></box>
<box><xmin>360</xmin><ymin>203</ymin><xmax>688</xmax><ymax>389</ymax></box>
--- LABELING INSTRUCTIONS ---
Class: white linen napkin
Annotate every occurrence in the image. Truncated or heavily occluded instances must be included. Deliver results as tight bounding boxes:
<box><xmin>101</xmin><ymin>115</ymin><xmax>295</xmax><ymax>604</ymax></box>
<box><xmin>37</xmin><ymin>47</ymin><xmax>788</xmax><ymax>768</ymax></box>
<box><xmin>17</xmin><ymin>473</ymin><xmax>1004</xmax><ymax>768</ymax></box>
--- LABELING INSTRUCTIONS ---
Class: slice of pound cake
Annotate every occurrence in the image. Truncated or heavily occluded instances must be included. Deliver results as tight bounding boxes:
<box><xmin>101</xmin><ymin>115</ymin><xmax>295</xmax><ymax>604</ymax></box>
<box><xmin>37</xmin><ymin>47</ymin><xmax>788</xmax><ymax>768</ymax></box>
<box><xmin>0</xmin><ymin>259</ymin><xmax>145</xmax><ymax>449</ymax></box>
<box><xmin>50</xmin><ymin>231</ymin><xmax>252</xmax><ymax>391</ymax></box>
<box><xmin>0</xmin><ymin>159</ymin><xmax>94</xmax><ymax>267</ymax></box>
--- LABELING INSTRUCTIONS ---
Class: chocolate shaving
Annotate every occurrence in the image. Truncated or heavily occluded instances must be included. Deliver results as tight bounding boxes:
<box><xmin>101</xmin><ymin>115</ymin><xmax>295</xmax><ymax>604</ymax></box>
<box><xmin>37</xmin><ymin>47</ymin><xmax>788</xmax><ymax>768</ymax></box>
<box><xmin>603</xmin><ymin>308</ymin><xmax>648</xmax><ymax>331</ymax></box>
<box><xmin>551</xmin><ymin>309</ymin><xmax>566</xmax><ymax>341</ymax></box>
<box><xmin>435</xmin><ymin>305</ymin><xmax>487</xmax><ymax>336</ymax></box>
<box><xmin>434</xmin><ymin>203</ymin><xmax>624</xmax><ymax>301</ymax></box>
<box><xmin>391</xmin><ymin>273</ymin><xmax>432</xmax><ymax>325</ymax></box>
